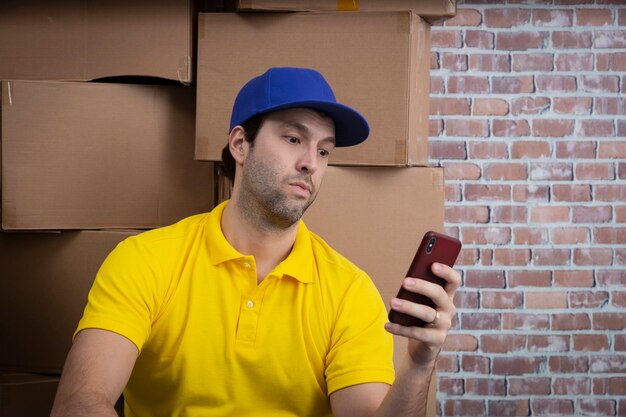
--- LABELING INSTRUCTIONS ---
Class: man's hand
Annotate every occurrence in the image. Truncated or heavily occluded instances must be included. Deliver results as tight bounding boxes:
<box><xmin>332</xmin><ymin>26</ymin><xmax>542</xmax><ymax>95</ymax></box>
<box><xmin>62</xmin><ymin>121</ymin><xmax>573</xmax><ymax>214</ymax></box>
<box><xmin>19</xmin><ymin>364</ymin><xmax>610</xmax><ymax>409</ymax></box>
<box><xmin>384</xmin><ymin>262</ymin><xmax>461</xmax><ymax>367</ymax></box>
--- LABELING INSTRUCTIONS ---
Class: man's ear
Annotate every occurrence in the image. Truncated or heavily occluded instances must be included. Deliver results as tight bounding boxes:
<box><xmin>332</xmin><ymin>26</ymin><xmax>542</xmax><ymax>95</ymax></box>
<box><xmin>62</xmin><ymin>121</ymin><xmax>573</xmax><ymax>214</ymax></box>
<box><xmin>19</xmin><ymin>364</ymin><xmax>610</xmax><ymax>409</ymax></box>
<box><xmin>228</xmin><ymin>126</ymin><xmax>247</xmax><ymax>164</ymax></box>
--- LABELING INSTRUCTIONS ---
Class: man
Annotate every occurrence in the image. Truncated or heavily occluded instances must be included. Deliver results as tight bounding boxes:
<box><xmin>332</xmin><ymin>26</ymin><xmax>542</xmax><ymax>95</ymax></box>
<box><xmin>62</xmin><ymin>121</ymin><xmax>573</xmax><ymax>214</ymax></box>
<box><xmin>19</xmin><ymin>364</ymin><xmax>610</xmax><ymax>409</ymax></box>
<box><xmin>51</xmin><ymin>67</ymin><xmax>460</xmax><ymax>417</ymax></box>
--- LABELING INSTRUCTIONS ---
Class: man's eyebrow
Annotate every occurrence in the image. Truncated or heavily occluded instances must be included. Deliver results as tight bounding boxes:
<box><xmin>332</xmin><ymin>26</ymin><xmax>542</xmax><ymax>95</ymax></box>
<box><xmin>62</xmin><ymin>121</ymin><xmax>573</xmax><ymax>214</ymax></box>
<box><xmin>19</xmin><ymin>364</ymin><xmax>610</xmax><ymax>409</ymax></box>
<box><xmin>279</xmin><ymin>120</ymin><xmax>336</xmax><ymax>145</ymax></box>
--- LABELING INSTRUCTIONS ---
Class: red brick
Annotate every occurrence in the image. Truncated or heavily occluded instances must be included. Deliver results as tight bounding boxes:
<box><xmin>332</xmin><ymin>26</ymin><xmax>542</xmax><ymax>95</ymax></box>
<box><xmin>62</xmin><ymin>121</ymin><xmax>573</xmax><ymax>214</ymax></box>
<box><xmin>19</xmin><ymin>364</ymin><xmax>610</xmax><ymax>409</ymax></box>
<box><xmin>533</xmin><ymin>9</ymin><xmax>574</xmax><ymax>27</ymax></box>
<box><xmin>554</xmin><ymin>270</ymin><xmax>594</xmax><ymax>287</ymax></box>
<box><xmin>439</xmin><ymin>377</ymin><xmax>464</xmax><ymax>395</ymax></box>
<box><xmin>533</xmin><ymin>248</ymin><xmax>571</xmax><ymax>266</ymax></box>
<box><xmin>443</xmin><ymin>162</ymin><xmax>481</xmax><ymax>180</ymax></box>
<box><xmin>492</xmin><ymin>206</ymin><xmax>528</xmax><ymax>223</ymax></box>
<box><xmin>607</xmin><ymin>52</ymin><xmax>626</xmax><ymax>70</ymax></box>
<box><xmin>553</xmin><ymin>97</ymin><xmax>593</xmax><ymax>115</ymax></box>
<box><xmin>549</xmin><ymin>355</ymin><xmax>589</xmax><ymax>373</ymax></box>
<box><xmin>507</xmin><ymin>378</ymin><xmax>551</xmax><ymax>395</ymax></box>
<box><xmin>436</xmin><ymin>354</ymin><xmax>459</xmax><ymax>372</ymax></box>
<box><xmin>492</xmin><ymin>356</ymin><xmax>544</xmax><ymax>375</ymax></box>
<box><xmin>484</xmin><ymin>8</ymin><xmax>531</xmax><ymax>28</ymax></box>
<box><xmin>429</xmin><ymin>119</ymin><xmax>443</xmax><ymax>137</ymax></box>
<box><xmin>617</xmin><ymin>206</ymin><xmax>626</xmax><ymax>222</ymax></box>
<box><xmin>462</xmin><ymin>227</ymin><xmax>511</xmax><ymax>245</ymax></box>
<box><xmin>503</xmin><ymin>313</ymin><xmax>549</xmax><ymax>330</ymax></box>
<box><xmin>575</xmin><ymin>162</ymin><xmax>615</xmax><ymax>181</ymax></box>
<box><xmin>576</xmin><ymin>8</ymin><xmax>613</xmax><ymax>26</ymax></box>
<box><xmin>480</xmin><ymin>248</ymin><xmax>493</xmax><ymax>267</ymax></box>
<box><xmin>595</xmin><ymin>184</ymin><xmax>626</xmax><ymax>201</ymax></box>
<box><xmin>617</xmin><ymin>335</ymin><xmax>626</xmax><ymax>351</ymax></box>
<box><xmin>431</xmin><ymin>29</ymin><xmax>462</xmax><ymax>48</ymax></box>
<box><xmin>483</xmin><ymin>163</ymin><xmax>527</xmax><ymax>181</ymax></box>
<box><xmin>536</xmin><ymin>75</ymin><xmax>577</xmax><ymax>92</ymax></box>
<box><xmin>461</xmin><ymin>354</ymin><xmax>490</xmax><ymax>374</ymax></box>
<box><xmin>620</xmin><ymin>7</ymin><xmax>626</xmax><ymax>25</ymax></box>
<box><xmin>465</xmin><ymin>270</ymin><xmax>506</xmax><ymax>288</ymax></box>
<box><xmin>581</xmin><ymin>75</ymin><xmax>620</xmax><ymax>93</ymax></box>
<box><xmin>465</xmin><ymin>184</ymin><xmax>511</xmax><ymax>201</ymax></box>
<box><xmin>494</xmin><ymin>248</ymin><xmax>531</xmax><ymax>266</ymax></box>
<box><xmin>443</xmin><ymin>400</ymin><xmax>486</xmax><ymax>417</ymax></box>
<box><xmin>512</xmin><ymin>52</ymin><xmax>554</xmax><ymax>71</ymax></box>
<box><xmin>573</xmin><ymin>334</ymin><xmax>610</xmax><ymax>351</ymax></box>
<box><xmin>530</xmin><ymin>205</ymin><xmax>570</xmax><ymax>222</ymax></box>
<box><xmin>532</xmin><ymin>399</ymin><xmax>575</xmax><ymax>416</ymax></box>
<box><xmin>559</xmin><ymin>139</ymin><xmax>596</xmax><ymax>158</ymax></box>
<box><xmin>570</xmin><ymin>291</ymin><xmax>611</xmax><ymax>309</ymax></box>
<box><xmin>598</xmin><ymin>140</ymin><xmax>626</xmax><ymax>157</ymax></box>
<box><xmin>473</xmin><ymin>98</ymin><xmax>508</xmax><ymax>116</ymax></box>
<box><xmin>531</xmin><ymin>335</ymin><xmax>571</xmax><ymax>353</ymax></box>
<box><xmin>430</xmin><ymin>75</ymin><xmax>444</xmax><ymax>94</ymax></box>
<box><xmin>553</xmin><ymin>184</ymin><xmax>591</xmax><ymax>202</ymax></box>
<box><xmin>489</xmin><ymin>400</ymin><xmax>530</xmax><ymax>417</ymax></box>
<box><xmin>577</xmin><ymin>119</ymin><xmax>616</xmax><ymax>137</ymax></box>
<box><xmin>442</xmin><ymin>334</ymin><xmax>479</xmax><ymax>352</ymax></box>
<box><xmin>456</xmin><ymin>247</ymin><xmax>479</xmax><ymax>266</ymax></box>
<box><xmin>429</xmin><ymin>140</ymin><xmax>467</xmax><ymax>160</ymax></box>
<box><xmin>552</xmin><ymin>30</ymin><xmax>593</xmax><ymax>48</ymax></box>
<box><xmin>529</xmin><ymin>162</ymin><xmax>573</xmax><ymax>180</ymax></box>
<box><xmin>579</xmin><ymin>398</ymin><xmax>617</xmax><ymax>416</ymax></box>
<box><xmin>441</xmin><ymin>53</ymin><xmax>468</xmax><ymax>72</ymax></box>
<box><xmin>468</xmin><ymin>141</ymin><xmax>508</xmax><ymax>159</ymax></box>
<box><xmin>593</xmin><ymin>313</ymin><xmax>626</xmax><ymax>330</ymax></box>
<box><xmin>572</xmin><ymin>206</ymin><xmax>612</xmax><ymax>223</ymax></box>
<box><xmin>551</xmin><ymin>227</ymin><xmax>590</xmax><ymax>245</ymax></box>
<box><xmin>553</xmin><ymin>313</ymin><xmax>591</xmax><ymax>330</ymax></box>
<box><xmin>532</xmin><ymin>119</ymin><xmax>575</xmax><ymax>137</ymax></box>
<box><xmin>461</xmin><ymin>312</ymin><xmax>501</xmax><ymax>330</ymax></box>
<box><xmin>526</xmin><ymin>291</ymin><xmax>568</xmax><ymax>308</ymax></box>
<box><xmin>556</xmin><ymin>52</ymin><xmax>594</xmax><ymax>71</ymax></box>
<box><xmin>445</xmin><ymin>184</ymin><xmax>462</xmax><ymax>202</ymax></box>
<box><xmin>497</xmin><ymin>31</ymin><xmax>549</xmax><ymax>50</ymax></box>
<box><xmin>465</xmin><ymin>30</ymin><xmax>494</xmax><ymax>49</ymax></box>
<box><xmin>620</xmin><ymin>161</ymin><xmax>626</xmax><ymax>179</ymax></box>
<box><xmin>508</xmin><ymin>270</ymin><xmax>551</xmax><ymax>287</ymax></box>
<box><xmin>613</xmin><ymin>291</ymin><xmax>626</xmax><ymax>308</ymax></box>
<box><xmin>446</xmin><ymin>119</ymin><xmax>489</xmax><ymax>137</ymax></box>
<box><xmin>573</xmin><ymin>248</ymin><xmax>613</xmax><ymax>266</ymax></box>
<box><xmin>430</xmin><ymin>51</ymin><xmax>439</xmax><ymax>70</ymax></box>
<box><xmin>444</xmin><ymin>8</ymin><xmax>482</xmax><ymax>27</ymax></box>
<box><xmin>481</xmin><ymin>291</ymin><xmax>524</xmax><ymax>309</ymax></box>
<box><xmin>492</xmin><ymin>120</ymin><xmax>530</xmax><ymax>137</ymax></box>
<box><xmin>594</xmin><ymin>227</ymin><xmax>626</xmax><ymax>244</ymax></box>
<box><xmin>430</xmin><ymin>97</ymin><xmax>471</xmax><ymax>115</ymax></box>
<box><xmin>466</xmin><ymin>378</ymin><xmax>506</xmax><ymax>396</ymax></box>
<box><xmin>591</xmin><ymin>355</ymin><xmax>626</xmax><ymax>374</ymax></box>
<box><xmin>511</xmin><ymin>97</ymin><xmax>550</xmax><ymax>115</ymax></box>
<box><xmin>492</xmin><ymin>76</ymin><xmax>534</xmax><ymax>94</ymax></box>
<box><xmin>553</xmin><ymin>378</ymin><xmax>591</xmax><ymax>395</ymax></box>
<box><xmin>596</xmin><ymin>97</ymin><xmax>626</xmax><ymax>115</ymax></box>
<box><xmin>481</xmin><ymin>334</ymin><xmax>526</xmax><ymax>354</ymax></box>
<box><xmin>511</xmin><ymin>140</ymin><xmax>551</xmax><ymax>159</ymax></box>
<box><xmin>445</xmin><ymin>205</ymin><xmax>489</xmax><ymax>222</ymax></box>
<box><xmin>594</xmin><ymin>29</ymin><xmax>626</xmax><ymax>48</ymax></box>
<box><xmin>448</xmin><ymin>75</ymin><xmax>490</xmax><ymax>93</ymax></box>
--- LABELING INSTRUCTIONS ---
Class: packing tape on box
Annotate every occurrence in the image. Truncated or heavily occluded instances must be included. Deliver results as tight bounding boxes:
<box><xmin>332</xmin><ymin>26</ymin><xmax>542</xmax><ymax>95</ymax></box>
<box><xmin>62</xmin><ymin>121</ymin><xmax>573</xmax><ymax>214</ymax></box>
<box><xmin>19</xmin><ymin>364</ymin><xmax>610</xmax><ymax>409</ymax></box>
<box><xmin>337</xmin><ymin>0</ymin><xmax>358</xmax><ymax>11</ymax></box>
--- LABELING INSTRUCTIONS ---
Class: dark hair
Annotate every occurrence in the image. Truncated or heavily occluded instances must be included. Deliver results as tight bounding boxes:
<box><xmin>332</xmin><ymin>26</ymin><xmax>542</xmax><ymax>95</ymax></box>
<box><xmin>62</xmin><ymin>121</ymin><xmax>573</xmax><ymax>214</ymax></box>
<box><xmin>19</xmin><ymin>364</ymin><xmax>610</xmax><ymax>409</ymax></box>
<box><xmin>220</xmin><ymin>114</ymin><xmax>266</xmax><ymax>183</ymax></box>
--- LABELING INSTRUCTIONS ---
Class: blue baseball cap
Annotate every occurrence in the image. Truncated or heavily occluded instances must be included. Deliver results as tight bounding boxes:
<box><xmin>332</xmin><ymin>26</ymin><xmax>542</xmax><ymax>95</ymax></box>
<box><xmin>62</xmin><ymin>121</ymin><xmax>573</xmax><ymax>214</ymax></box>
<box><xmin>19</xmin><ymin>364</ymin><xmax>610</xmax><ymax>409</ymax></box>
<box><xmin>229</xmin><ymin>67</ymin><xmax>370</xmax><ymax>147</ymax></box>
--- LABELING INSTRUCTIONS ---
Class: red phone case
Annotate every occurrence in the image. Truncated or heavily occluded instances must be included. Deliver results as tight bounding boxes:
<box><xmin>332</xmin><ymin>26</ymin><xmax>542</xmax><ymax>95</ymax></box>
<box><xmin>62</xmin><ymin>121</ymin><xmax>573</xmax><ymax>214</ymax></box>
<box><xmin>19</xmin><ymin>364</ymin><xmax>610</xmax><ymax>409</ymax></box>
<box><xmin>388</xmin><ymin>231</ymin><xmax>462</xmax><ymax>327</ymax></box>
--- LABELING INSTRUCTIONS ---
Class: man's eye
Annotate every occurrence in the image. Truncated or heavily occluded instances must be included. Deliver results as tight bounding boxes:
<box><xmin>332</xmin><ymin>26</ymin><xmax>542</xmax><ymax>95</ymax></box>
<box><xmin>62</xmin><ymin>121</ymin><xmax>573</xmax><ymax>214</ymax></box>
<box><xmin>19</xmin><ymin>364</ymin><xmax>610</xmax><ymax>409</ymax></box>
<box><xmin>285</xmin><ymin>136</ymin><xmax>300</xmax><ymax>144</ymax></box>
<box><xmin>319</xmin><ymin>149</ymin><xmax>330</xmax><ymax>158</ymax></box>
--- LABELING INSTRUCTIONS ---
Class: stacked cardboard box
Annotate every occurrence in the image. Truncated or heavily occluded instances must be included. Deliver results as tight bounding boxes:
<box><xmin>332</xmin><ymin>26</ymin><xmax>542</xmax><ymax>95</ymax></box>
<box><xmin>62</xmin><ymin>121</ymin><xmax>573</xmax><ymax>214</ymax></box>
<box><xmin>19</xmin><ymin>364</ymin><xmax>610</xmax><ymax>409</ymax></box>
<box><xmin>0</xmin><ymin>1</ymin><xmax>215</xmax><ymax>415</ymax></box>
<box><xmin>195</xmin><ymin>2</ymin><xmax>457</xmax><ymax>416</ymax></box>
<box><xmin>1</xmin><ymin>1</ymin><xmax>455</xmax><ymax>415</ymax></box>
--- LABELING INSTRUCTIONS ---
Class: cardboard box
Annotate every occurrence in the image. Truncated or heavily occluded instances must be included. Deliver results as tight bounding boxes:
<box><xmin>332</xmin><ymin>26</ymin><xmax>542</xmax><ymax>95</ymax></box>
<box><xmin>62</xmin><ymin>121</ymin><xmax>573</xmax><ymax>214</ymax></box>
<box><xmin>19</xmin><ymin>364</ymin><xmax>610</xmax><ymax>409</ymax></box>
<box><xmin>302</xmin><ymin>166</ymin><xmax>444</xmax><ymax>365</ymax></box>
<box><xmin>1</xmin><ymin>80</ymin><xmax>214</xmax><ymax>230</ymax></box>
<box><xmin>0</xmin><ymin>372</ymin><xmax>59</xmax><ymax>417</ymax></box>
<box><xmin>0</xmin><ymin>0</ymin><xmax>194</xmax><ymax>83</ymax></box>
<box><xmin>0</xmin><ymin>230</ymin><xmax>138</xmax><ymax>373</ymax></box>
<box><xmin>196</xmin><ymin>11</ymin><xmax>431</xmax><ymax>166</ymax></box>
<box><xmin>232</xmin><ymin>0</ymin><xmax>457</xmax><ymax>24</ymax></box>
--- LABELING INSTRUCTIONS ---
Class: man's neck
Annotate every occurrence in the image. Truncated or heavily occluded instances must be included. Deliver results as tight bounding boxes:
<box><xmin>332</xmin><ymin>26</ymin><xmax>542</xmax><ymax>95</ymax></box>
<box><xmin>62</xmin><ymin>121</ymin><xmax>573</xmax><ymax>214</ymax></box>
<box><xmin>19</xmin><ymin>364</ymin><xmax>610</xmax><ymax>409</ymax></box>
<box><xmin>221</xmin><ymin>200</ymin><xmax>298</xmax><ymax>283</ymax></box>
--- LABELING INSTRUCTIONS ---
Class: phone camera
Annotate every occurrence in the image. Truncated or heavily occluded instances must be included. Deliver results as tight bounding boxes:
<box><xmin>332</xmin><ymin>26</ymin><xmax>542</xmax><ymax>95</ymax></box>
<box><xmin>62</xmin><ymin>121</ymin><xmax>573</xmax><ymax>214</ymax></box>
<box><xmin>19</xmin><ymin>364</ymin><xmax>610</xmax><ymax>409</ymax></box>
<box><xmin>426</xmin><ymin>237</ymin><xmax>436</xmax><ymax>254</ymax></box>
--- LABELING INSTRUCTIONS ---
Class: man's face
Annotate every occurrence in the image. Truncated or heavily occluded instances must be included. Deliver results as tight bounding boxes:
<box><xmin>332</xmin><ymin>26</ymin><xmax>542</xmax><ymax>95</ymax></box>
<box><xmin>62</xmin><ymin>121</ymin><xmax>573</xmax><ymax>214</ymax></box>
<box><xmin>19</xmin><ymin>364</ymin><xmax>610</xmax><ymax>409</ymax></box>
<box><xmin>238</xmin><ymin>108</ymin><xmax>336</xmax><ymax>230</ymax></box>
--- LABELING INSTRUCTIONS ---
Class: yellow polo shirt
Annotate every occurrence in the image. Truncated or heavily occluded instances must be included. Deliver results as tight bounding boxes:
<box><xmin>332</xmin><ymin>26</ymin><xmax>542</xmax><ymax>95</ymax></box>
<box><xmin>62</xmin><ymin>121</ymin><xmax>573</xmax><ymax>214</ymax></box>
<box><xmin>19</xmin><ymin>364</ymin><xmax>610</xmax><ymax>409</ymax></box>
<box><xmin>76</xmin><ymin>201</ymin><xmax>394</xmax><ymax>417</ymax></box>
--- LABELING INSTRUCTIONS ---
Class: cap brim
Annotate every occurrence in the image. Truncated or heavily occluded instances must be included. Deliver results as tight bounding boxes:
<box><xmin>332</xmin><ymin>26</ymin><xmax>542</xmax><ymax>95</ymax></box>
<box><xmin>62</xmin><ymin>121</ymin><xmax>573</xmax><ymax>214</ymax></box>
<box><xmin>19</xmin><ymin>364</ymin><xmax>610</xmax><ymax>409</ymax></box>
<box><xmin>262</xmin><ymin>100</ymin><xmax>370</xmax><ymax>148</ymax></box>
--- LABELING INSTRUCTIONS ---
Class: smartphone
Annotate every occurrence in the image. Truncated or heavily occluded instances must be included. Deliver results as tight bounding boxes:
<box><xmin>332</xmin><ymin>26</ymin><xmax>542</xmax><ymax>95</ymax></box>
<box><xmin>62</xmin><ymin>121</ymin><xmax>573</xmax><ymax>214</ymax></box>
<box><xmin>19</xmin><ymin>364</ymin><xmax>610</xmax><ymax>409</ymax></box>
<box><xmin>388</xmin><ymin>231</ymin><xmax>462</xmax><ymax>327</ymax></box>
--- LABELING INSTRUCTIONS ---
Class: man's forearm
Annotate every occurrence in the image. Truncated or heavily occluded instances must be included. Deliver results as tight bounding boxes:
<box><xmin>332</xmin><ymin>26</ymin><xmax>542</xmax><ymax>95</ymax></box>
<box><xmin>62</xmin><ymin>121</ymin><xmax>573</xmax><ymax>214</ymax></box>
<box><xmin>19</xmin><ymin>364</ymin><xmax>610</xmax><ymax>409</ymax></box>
<box><xmin>50</xmin><ymin>391</ymin><xmax>120</xmax><ymax>417</ymax></box>
<box><xmin>374</xmin><ymin>358</ymin><xmax>436</xmax><ymax>417</ymax></box>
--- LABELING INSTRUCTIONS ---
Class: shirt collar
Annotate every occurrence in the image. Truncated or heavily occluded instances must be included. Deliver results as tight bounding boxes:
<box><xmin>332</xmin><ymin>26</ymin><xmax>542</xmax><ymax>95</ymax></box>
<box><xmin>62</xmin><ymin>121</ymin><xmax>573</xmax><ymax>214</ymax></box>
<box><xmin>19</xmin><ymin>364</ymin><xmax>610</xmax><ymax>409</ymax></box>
<box><xmin>205</xmin><ymin>201</ymin><xmax>314</xmax><ymax>284</ymax></box>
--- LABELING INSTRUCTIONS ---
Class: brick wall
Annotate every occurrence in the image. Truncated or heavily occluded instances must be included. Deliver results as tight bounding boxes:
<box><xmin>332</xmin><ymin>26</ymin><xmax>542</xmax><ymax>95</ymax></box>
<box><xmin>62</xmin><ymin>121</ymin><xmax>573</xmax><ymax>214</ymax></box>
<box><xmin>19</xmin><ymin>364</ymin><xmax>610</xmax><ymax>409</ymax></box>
<box><xmin>429</xmin><ymin>1</ymin><xmax>625</xmax><ymax>416</ymax></box>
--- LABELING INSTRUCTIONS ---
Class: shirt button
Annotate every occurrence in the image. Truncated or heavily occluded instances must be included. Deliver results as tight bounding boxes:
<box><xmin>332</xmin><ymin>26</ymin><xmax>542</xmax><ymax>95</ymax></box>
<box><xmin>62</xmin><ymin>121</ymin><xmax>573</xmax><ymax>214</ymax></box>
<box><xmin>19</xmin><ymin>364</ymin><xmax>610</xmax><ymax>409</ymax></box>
<box><xmin>243</xmin><ymin>262</ymin><xmax>251</xmax><ymax>269</ymax></box>
<box><xmin>246</xmin><ymin>300</ymin><xmax>254</xmax><ymax>309</ymax></box>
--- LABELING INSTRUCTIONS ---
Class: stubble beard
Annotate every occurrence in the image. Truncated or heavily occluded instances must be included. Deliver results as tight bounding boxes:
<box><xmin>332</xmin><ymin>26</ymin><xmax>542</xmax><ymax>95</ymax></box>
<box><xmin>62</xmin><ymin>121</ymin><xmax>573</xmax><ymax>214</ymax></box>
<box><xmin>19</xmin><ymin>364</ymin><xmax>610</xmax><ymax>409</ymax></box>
<box><xmin>239</xmin><ymin>153</ymin><xmax>316</xmax><ymax>232</ymax></box>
